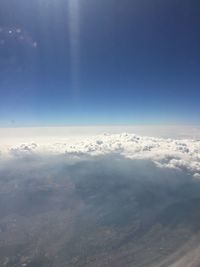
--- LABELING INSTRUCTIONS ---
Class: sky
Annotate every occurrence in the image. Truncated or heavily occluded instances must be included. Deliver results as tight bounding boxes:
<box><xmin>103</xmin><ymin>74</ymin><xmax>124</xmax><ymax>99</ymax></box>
<box><xmin>0</xmin><ymin>0</ymin><xmax>200</xmax><ymax>126</ymax></box>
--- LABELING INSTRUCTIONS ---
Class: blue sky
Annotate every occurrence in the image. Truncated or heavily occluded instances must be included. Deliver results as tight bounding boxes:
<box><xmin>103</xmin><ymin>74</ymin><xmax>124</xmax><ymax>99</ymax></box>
<box><xmin>0</xmin><ymin>0</ymin><xmax>200</xmax><ymax>126</ymax></box>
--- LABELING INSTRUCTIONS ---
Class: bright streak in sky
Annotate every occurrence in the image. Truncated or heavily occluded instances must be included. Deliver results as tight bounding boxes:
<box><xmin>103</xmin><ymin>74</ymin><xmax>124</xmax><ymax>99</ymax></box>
<box><xmin>68</xmin><ymin>0</ymin><xmax>80</xmax><ymax>97</ymax></box>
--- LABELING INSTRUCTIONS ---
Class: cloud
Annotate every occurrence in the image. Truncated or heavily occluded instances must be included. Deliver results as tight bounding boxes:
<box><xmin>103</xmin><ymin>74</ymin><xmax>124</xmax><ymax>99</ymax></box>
<box><xmin>0</xmin><ymin>133</ymin><xmax>200</xmax><ymax>176</ymax></box>
<box><xmin>10</xmin><ymin>143</ymin><xmax>38</xmax><ymax>157</ymax></box>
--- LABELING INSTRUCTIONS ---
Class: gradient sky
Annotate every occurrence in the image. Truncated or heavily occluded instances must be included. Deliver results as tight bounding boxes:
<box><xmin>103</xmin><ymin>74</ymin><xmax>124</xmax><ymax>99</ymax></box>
<box><xmin>0</xmin><ymin>0</ymin><xmax>200</xmax><ymax>126</ymax></box>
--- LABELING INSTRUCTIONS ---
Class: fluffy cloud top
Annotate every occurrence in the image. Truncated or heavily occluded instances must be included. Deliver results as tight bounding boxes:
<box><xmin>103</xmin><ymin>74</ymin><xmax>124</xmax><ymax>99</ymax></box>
<box><xmin>0</xmin><ymin>133</ymin><xmax>200</xmax><ymax>177</ymax></box>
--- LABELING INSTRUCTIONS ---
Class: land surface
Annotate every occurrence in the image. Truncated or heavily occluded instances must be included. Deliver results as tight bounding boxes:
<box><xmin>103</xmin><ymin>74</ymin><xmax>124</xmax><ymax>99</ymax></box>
<box><xmin>0</xmin><ymin>154</ymin><xmax>200</xmax><ymax>267</ymax></box>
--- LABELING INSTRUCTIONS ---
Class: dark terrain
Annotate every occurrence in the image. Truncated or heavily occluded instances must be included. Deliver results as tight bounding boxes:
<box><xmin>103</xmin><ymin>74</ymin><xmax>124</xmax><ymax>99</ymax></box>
<box><xmin>0</xmin><ymin>154</ymin><xmax>200</xmax><ymax>267</ymax></box>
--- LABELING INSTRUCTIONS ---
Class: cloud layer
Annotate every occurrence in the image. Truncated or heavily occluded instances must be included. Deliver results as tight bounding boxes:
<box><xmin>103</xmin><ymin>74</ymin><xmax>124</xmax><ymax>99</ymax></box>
<box><xmin>0</xmin><ymin>133</ymin><xmax>200</xmax><ymax>177</ymax></box>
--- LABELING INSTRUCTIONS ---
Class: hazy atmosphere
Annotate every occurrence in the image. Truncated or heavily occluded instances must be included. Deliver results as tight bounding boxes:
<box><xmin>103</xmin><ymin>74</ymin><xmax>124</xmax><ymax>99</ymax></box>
<box><xmin>0</xmin><ymin>127</ymin><xmax>200</xmax><ymax>266</ymax></box>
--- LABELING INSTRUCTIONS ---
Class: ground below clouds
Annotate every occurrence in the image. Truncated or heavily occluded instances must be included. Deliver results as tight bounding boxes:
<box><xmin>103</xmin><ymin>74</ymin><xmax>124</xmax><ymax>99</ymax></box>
<box><xmin>1</xmin><ymin>153</ymin><xmax>200</xmax><ymax>267</ymax></box>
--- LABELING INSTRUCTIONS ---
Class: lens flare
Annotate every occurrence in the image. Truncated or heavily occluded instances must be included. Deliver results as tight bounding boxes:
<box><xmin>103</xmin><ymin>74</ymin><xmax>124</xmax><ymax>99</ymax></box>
<box><xmin>68</xmin><ymin>0</ymin><xmax>80</xmax><ymax>98</ymax></box>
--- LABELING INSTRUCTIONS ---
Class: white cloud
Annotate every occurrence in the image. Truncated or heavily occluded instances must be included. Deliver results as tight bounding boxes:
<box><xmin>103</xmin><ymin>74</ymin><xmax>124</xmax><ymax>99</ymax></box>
<box><xmin>0</xmin><ymin>132</ymin><xmax>200</xmax><ymax>177</ymax></box>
